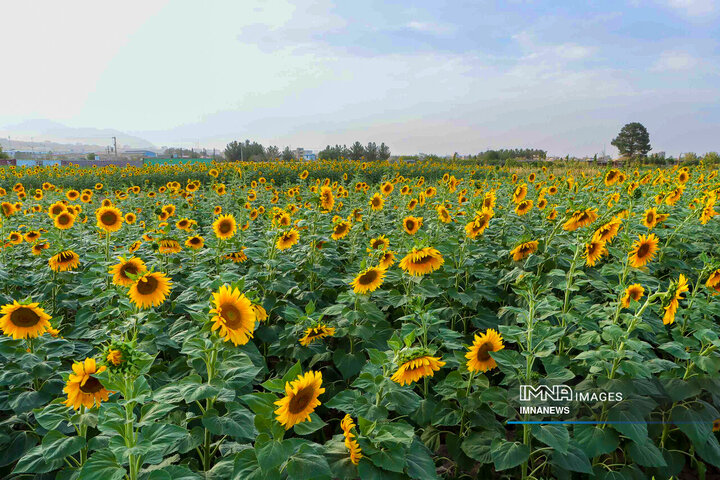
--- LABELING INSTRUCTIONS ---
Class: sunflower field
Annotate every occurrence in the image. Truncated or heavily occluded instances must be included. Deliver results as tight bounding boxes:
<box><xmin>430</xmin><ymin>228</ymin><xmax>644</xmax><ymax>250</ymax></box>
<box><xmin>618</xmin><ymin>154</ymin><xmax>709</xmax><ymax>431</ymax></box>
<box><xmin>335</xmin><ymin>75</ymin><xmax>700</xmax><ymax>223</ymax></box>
<box><xmin>1</xmin><ymin>160</ymin><xmax>720</xmax><ymax>479</ymax></box>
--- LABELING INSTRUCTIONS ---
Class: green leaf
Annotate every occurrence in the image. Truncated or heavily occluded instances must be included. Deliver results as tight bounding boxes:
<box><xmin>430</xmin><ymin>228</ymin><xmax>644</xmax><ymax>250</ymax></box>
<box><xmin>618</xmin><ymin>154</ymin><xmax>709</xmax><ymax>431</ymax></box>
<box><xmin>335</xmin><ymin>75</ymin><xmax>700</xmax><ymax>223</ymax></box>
<box><xmin>406</xmin><ymin>439</ymin><xmax>438</xmax><ymax>479</ymax></box>
<box><xmin>550</xmin><ymin>444</ymin><xmax>592</xmax><ymax>474</ymax></box>
<box><xmin>202</xmin><ymin>403</ymin><xmax>256</xmax><ymax>441</ymax></box>
<box><xmin>293</xmin><ymin>413</ymin><xmax>327</xmax><ymax>435</ymax></box>
<box><xmin>232</xmin><ymin>448</ymin><xmax>267</xmax><ymax>480</ymax></box>
<box><xmin>255</xmin><ymin>439</ymin><xmax>292</xmax><ymax>472</ymax></box>
<box><xmin>13</xmin><ymin>444</ymin><xmax>64</xmax><ymax>474</ymax></box>
<box><xmin>78</xmin><ymin>450</ymin><xmax>125</xmax><ymax>480</ymax></box>
<box><xmin>490</xmin><ymin>439</ymin><xmax>530</xmax><ymax>471</ymax></box>
<box><xmin>286</xmin><ymin>447</ymin><xmax>332</xmax><ymax>480</ymax></box>
<box><xmin>607</xmin><ymin>408</ymin><xmax>647</xmax><ymax>444</ymax></box>
<box><xmin>574</xmin><ymin>425</ymin><xmax>619</xmax><ymax>457</ymax></box>
<box><xmin>461</xmin><ymin>431</ymin><xmax>498</xmax><ymax>464</ymax></box>
<box><xmin>41</xmin><ymin>430</ymin><xmax>86</xmax><ymax>461</ymax></box>
<box><xmin>281</xmin><ymin>361</ymin><xmax>303</xmax><ymax>384</ymax></box>
<box><xmin>371</xmin><ymin>448</ymin><xmax>407</xmax><ymax>473</ymax></box>
<box><xmin>626</xmin><ymin>439</ymin><xmax>667</xmax><ymax>467</ymax></box>
<box><xmin>141</xmin><ymin>423</ymin><xmax>189</xmax><ymax>464</ymax></box>
<box><xmin>695</xmin><ymin>435</ymin><xmax>720</xmax><ymax>469</ymax></box>
<box><xmin>531</xmin><ymin>424</ymin><xmax>569</xmax><ymax>454</ymax></box>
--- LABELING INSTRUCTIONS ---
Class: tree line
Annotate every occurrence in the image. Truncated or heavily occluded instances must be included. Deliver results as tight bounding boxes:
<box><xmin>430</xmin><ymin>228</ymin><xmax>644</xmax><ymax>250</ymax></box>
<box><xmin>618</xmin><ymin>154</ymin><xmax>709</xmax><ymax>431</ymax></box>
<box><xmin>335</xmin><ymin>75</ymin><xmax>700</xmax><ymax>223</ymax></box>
<box><xmin>222</xmin><ymin>140</ymin><xmax>391</xmax><ymax>162</ymax></box>
<box><xmin>317</xmin><ymin>142</ymin><xmax>391</xmax><ymax>161</ymax></box>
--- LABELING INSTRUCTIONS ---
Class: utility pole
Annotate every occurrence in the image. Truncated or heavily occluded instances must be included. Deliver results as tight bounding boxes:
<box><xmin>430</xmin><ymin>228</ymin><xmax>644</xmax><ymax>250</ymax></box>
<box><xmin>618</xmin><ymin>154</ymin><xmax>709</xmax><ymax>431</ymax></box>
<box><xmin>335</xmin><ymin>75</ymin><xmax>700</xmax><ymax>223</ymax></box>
<box><xmin>112</xmin><ymin>137</ymin><xmax>118</xmax><ymax>157</ymax></box>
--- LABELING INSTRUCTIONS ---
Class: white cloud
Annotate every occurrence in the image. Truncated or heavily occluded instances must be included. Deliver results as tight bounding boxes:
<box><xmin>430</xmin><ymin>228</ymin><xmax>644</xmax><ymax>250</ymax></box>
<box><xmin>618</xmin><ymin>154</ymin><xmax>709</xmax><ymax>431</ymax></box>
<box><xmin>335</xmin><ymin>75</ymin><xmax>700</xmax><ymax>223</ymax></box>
<box><xmin>652</xmin><ymin>50</ymin><xmax>700</xmax><ymax>71</ymax></box>
<box><xmin>665</xmin><ymin>0</ymin><xmax>717</xmax><ymax>16</ymax></box>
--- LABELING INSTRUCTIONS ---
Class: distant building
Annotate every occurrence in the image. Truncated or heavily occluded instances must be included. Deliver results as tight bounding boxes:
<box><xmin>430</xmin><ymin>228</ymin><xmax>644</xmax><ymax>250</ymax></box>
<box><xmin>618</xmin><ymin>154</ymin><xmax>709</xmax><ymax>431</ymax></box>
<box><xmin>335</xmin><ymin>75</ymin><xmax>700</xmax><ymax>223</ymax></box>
<box><xmin>296</xmin><ymin>148</ymin><xmax>318</xmax><ymax>161</ymax></box>
<box><xmin>124</xmin><ymin>149</ymin><xmax>158</xmax><ymax>158</ymax></box>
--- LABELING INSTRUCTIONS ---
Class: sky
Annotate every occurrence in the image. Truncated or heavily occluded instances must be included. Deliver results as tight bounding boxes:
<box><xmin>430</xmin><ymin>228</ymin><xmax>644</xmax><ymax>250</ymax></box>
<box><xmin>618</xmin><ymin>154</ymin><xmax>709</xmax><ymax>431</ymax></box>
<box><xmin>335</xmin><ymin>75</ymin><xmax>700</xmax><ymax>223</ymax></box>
<box><xmin>1</xmin><ymin>0</ymin><xmax>718</xmax><ymax>156</ymax></box>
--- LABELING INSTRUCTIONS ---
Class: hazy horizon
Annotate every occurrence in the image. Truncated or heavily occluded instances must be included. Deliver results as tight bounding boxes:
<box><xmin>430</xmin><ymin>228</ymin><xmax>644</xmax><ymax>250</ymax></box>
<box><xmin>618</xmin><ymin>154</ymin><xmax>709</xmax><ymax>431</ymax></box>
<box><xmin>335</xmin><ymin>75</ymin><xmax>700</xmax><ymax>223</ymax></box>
<box><xmin>1</xmin><ymin>0</ymin><xmax>718</xmax><ymax>157</ymax></box>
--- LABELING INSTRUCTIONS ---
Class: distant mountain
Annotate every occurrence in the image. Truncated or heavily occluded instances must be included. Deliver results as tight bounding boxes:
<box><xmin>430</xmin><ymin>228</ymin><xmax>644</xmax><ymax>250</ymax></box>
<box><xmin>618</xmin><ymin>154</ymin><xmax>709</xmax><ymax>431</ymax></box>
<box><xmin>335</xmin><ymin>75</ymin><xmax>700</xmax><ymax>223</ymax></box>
<box><xmin>0</xmin><ymin>119</ymin><xmax>156</xmax><ymax>150</ymax></box>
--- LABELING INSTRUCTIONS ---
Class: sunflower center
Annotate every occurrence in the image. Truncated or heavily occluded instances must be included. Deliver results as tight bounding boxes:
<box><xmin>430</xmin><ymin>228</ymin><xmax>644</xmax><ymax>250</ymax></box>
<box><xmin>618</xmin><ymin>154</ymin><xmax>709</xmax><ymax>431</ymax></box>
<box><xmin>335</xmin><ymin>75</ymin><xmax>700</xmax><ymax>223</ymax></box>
<box><xmin>190</xmin><ymin>238</ymin><xmax>200</xmax><ymax>245</ymax></box>
<box><xmin>59</xmin><ymin>251</ymin><xmax>75</xmax><ymax>262</ymax></box>
<box><xmin>120</xmin><ymin>263</ymin><xmax>138</xmax><ymax>278</ymax></box>
<box><xmin>406</xmin><ymin>220</ymin><xmax>416</xmax><ymax>230</ymax></box>
<box><xmin>101</xmin><ymin>212</ymin><xmax>117</xmax><ymax>225</ymax></box>
<box><xmin>476</xmin><ymin>342</ymin><xmax>493</xmax><ymax>361</ymax></box>
<box><xmin>335</xmin><ymin>225</ymin><xmax>347</xmax><ymax>235</ymax></box>
<box><xmin>80</xmin><ymin>376</ymin><xmax>104</xmax><ymax>394</ymax></box>
<box><xmin>358</xmin><ymin>270</ymin><xmax>378</xmax><ymax>285</ymax></box>
<box><xmin>10</xmin><ymin>307</ymin><xmax>41</xmax><ymax>327</ymax></box>
<box><xmin>288</xmin><ymin>387</ymin><xmax>314</xmax><ymax>414</ymax></box>
<box><xmin>58</xmin><ymin>214</ymin><xmax>71</xmax><ymax>225</ymax></box>
<box><xmin>136</xmin><ymin>276</ymin><xmax>158</xmax><ymax>295</ymax></box>
<box><xmin>219</xmin><ymin>221</ymin><xmax>231</xmax><ymax>233</ymax></box>
<box><xmin>637</xmin><ymin>243</ymin><xmax>650</xmax><ymax>257</ymax></box>
<box><xmin>413</xmin><ymin>255</ymin><xmax>434</xmax><ymax>266</ymax></box>
<box><xmin>220</xmin><ymin>303</ymin><xmax>244</xmax><ymax>328</ymax></box>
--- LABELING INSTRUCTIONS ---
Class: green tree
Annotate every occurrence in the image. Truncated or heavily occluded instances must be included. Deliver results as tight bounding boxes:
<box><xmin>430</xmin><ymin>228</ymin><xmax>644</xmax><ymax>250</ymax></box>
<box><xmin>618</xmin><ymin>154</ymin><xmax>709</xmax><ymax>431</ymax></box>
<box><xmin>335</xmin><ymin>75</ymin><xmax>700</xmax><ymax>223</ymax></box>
<box><xmin>0</xmin><ymin>146</ymin><xmax>9</xmax><ymax>160</ymax></box>
<box><xmin>86</xmin><ymin>152</ymin><xmax>96</xmax><ymax>161</ymax></box>
<box><xmin>379</xmin><ymin>142</ymin><xmax>391</xmax><ymax>160</ymax></box>
<box><xmin>224</xmin><ymin>141</ymin><xmax>243</xmax><ymax>162</ymax></box>
<box><xmin>282</xmin><ymin>146</ymin><xmax>294</xmax><ymax>161</ymax></box>
<box><xmin>611</xmin><ymin>122</ymin><xmax>651</xmax><ymax>158</ymax></box>
<box><xmin>349</xmin><ymin>142</ymin><xmax>365</xmax><ymax>161</ymax></box>
<box><xmin>365</xmin><ymin>142</ymin><xmax>378</xmax><ymax>162</ymax></box>
<box><xmin>265</xmin><ymin>145</ymin><xmax>280</xmax><ymax>161</ymax></box>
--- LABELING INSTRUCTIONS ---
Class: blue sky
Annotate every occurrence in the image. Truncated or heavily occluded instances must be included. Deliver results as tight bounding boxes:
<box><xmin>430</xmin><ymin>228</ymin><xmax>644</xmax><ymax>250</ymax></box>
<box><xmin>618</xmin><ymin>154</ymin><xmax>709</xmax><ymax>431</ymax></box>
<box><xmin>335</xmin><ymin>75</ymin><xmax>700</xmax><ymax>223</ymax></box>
<box><xmin>1</xmin><ymin>0</ymin><xmax>718</xmax><ymax>156</ymax></box>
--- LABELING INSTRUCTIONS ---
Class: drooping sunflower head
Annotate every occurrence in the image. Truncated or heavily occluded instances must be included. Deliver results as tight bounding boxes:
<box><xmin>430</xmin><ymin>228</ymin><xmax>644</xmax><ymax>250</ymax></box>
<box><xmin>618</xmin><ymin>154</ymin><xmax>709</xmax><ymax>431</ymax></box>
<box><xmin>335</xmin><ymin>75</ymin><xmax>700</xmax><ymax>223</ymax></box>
<box><xmin>593</xmin><ymin>217</ymin><xmax>622</xmax><ymax>243</ymax></box>
<box><xmin>63</xmin><ymin>358</ymin><xmax>110</xmax><ymax>410</ymax></box>
<box><xmin>341</xmin><ymin>414</ymin><xmax>363</xmax><ymax>465</ymax></box>
<box><xmin>510</xmin><ymin>241</ymin><xmax>539</xmax><ymax>262</ymax></box>
<box><xmin>274</xmin><ymin>371</ymin><xmax>325</xmax><ymax>429</ymax></box>
<box><xmin>706</xmin><ymin>269</ymin><xmax>720</xmax><ymax>293</ymax></box>
<box><xmin>515</xmin><ymin>200</ymin><xmax>533</xmax><ymax>216</ymax></box>
<box><xmin>399</xmin><ymin>247</ymin><xmax>444</xmax><ymax>276</ymax></box>
<box><xmin>299</xmin><ymin>324</ymin><xmax>336</xmax><ymax>346</ymax></box>
<box><xmin>128</xmin><ymin>272</ymin><xmax>172</xmax><ymax>309</ymax></box>
<box><xmin>512</xmin><ymin>184</ymin><xmax>527</xmax><ymax>203</ymax></box>
<box><xmin>213</xmin><ymin>214</ymin><xmax>237</xmax><ymax>240</ymax></box>
<box><xmin>209</xmin><ymin>285</ymin><xmax>256</xmax><ymax>346</ymax></box>
<box><xmin>49</xmin><ymin>250</ymin><xmax>80</xmax><ymax>272</ymax></box>
<box><xmin>378</xmin><ymin>251</ymin><xmax>396</xmax><ymax>269</ymax></box>
<box><xmin>465</xmin><ymin>328</ymin><xmax>504</xmax><ymax>373</ymax></box>
<box><xmin>109</xmin><ymin>256</ymin><xmax>147</xmax><ymax>287</ymax></box>
<box><xmin>351</xmin><ymin>266</ymin><xmax>386</xmax><ymax>294</ymax></box>
<box><xmin>0</xmin><ymin>300</ymin><xmax>52</xmax><ymax>339</ymax></box>
<box><xmin>32</xmin><ymin>242</ymin><xmax>50</xmax><ymax>256</ymax></box>
<box><xmin>391</xmin><ymin>353</ymin><xmax>446</xmax><ymax>386</ymax></box>
<box><xmin>320</xmin><ymin>186</ymin><xmax>335</xmax><ymax>211</ymax></box>
<box><xmin>158</xmin><ymin>238</ymin><xmax>182</xmax><ymax>254</ymax></box>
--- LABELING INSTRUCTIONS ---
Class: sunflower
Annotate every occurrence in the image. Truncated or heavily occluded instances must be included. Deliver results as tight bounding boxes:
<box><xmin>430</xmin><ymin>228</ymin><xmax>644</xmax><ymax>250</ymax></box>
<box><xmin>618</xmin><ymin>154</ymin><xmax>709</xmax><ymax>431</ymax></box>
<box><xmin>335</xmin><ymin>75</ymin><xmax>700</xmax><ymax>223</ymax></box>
<box><xmin>584</xmin><ymin>239</ymin><xmax>607</xmax><ymax>267</ymax></box>
<box><xmin>109</xmin><ymin>256</ymin><xmax>147</xmax><ymax>287</ymax></box>
<box><xmin>253</xmin><ymin>304</ymin><xmax>268</xmax><ymax>322</ymax></box>
<box><xmin>341</xmin><ymin>414</ymin><xmax>363</xmax><ymax>465</ymax></box>
<box><xmin>53</xmin><ymin>211</ymin><xmax>75</xmax><ymax>230</ymax></box>
<box><xmin>512</xmin><ymin>184</ymin><xmax>527</xmax><ymax>203</ymax></box>
<box><xmin>510</xmin><ymin>241</ymin><xmax>539</xmax><ymax>262</ymax></box>
<box><xmin>95</xmin><ymin>206</ymin><xmax>124</xmax><ymax>232</ymax></box>
<box><xmin>32</xmin><ymin>242</ymin><xmax>50</xmax><ymax>256</ymax></box>
<box><xmin>63</xmin><ymin>358</ymin><xmax>111</xmax><ymax>410</ymax></box>
<box><xmin>378</xmin><ymin>251</ymin><xmax>396</xmax><ymax>269</ymax></box>
<box><xmin>593</xmin><ymin>217</ymin><xmax>622</xmax><ymax>243</ymax></box>
<box><xmin>563</xmin><ymin>208</ymin><xmax>598</xmax><ymax>231</ymax></box>
<box><xmin>276</xmin><ymin>228</ymin><xmax>300</xmax><ymax>250</ymax></box>
<box><xmin>515</xmin><ymin>200</ymin><xmax>533</xmax><ymax>216</ymax></box>
<box><xmin>706</xmin><ymin>269</ymin><xmax>720</xmax><ymax>294</ymax></box>
<box><xmin>465</xmin><ymin>328</ymin><xmax>504</xmax><ymax>373</ymax></box>
<box><xmin>47</xmin><ymin>201</ymin><xmax>66</xmax><ymax>218</ymax></box>
<box><xmin>621</xmin><ymin>284</ymin><xmax>644</xmax><ymax>308</ymax></box>
<box><xmin>186</xmin><ymin>235</ymin><xmax>205</xmax><ymax>250</ymax></box>
<box><xmin>274</xmin><ymin>371</ymin><xmax>325</xmax><ymax>430</ymax></box>
<box><xmin>320</xmin><ymin>186</ymin><xmax>335</xmax><ymax>211</ymax></box>
<box><xmin>351</xmin><ymin>266</ymin><xmax>386</xmax><ymax>294</ymax></box>
<box><xmin>299</xmin><ymin>324</ymin><xmax>336</xmax><ymax>346</ymax></box>
<box><xmin>663</xmin><ymin>274</ymin><xmax>689</xmax><ymax>325</ymax></box>
<box><xmin>628</xmin><ymin>233</ymin><xmax>659</xmax><ymax>268</ymax></box>
<box><xmin>331</xmin><ymin>221</ymin><xmax>351</xmax><ymax>240</ymax></box>
<box><xmin>8</xmin><ymin>231</ymin><xmax>23</xmax><ymax>245</ymax></box>
<box><xmin>128</xmin><ymin>272</ymin><xmax>172</xmax><ymax>309</ymax></box>
<box><xmin>213</xmin><ymin>214</ymin><xmax>237</xmax><ymax>240</ymax></box>
<box><xmin>49</xmin><ymin>250</ymin><xmax>80</xmax><ymax>272</ymax></box>
<box><xmin>0</xmin><ymin>300</ymin><xmax>52</xmax><ymax>339</ymax></box>
<box><xmin>642</xmin><ymin>207</ymin><xmax>659</xmax><ymax>229</ymax></box>
<box><xmin>369</xmin><ymin>193</ymin><xmax>384</xmax><ymax>211</ymax></box>
<box><xmin>158</xmin><ymin>239</ymin><xmax>182</xmax><ymax>254</ymax></box>
<box><xmin>399</xmin><ymin>247</ymin><xmax>444</xmax><ymax>276</ymax></box>
<box><xmin>368</xmin><ymin>235</ymin><xmax>389</xmax><ymax>251</ymax></box>
<box><xmin>714</xmin><ymin>419</ymin><xmax>720</xmax><ymax>433</ymax></box>
<box><xmin>225</xmin><ymin>250</ymin><xmax>249</xmax><ymax>263</ymax></box>
<box><xmin>209</xmin><ymin>285</ymin><xmax>256</xmax><ymax>346</ymax></box>
<box><xmin>391</xmin><ymin>355</ymin><xmax>445</xmax><ymax>386</ymax></box>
